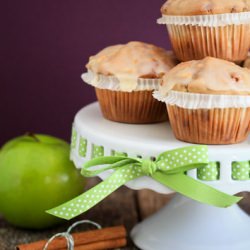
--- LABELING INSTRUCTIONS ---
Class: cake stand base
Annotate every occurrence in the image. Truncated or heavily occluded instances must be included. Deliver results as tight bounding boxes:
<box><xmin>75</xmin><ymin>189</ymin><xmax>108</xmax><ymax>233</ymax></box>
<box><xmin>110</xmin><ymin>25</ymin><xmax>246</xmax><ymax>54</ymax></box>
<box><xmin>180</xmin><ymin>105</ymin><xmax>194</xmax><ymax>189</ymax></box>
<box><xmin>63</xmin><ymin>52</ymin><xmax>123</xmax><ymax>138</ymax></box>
<box><xmin>131</xmin><ymin>194</ymin><xmax>250</xmax><ymax>250</ymax></box>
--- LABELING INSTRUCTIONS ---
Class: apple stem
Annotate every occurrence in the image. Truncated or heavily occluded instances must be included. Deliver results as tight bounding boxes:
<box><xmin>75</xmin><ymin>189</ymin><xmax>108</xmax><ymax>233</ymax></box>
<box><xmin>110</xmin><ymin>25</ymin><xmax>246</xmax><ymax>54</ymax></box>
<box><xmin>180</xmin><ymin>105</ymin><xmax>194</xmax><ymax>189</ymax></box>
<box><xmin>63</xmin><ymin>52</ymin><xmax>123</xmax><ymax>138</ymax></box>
<box><xmin>26</xmin><ymin>132</ymin><xmax>40</xmax><ymax>142</ymax></box>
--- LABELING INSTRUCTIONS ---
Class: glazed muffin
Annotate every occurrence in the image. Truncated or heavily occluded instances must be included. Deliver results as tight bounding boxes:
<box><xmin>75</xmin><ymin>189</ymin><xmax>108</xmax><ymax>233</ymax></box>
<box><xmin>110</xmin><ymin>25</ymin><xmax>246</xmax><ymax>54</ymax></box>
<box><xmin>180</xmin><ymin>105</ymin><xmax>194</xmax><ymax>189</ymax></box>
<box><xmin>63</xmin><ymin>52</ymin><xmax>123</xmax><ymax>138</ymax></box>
<box><xmin>82</xmin><ymin>41</ymin><xmax>176</xmax><ymax>124</ymax></box>
<box><xmin>154</xmin><ymin>57</ymin><xmax>250</xmax><ymax>144</ymax></box>
<box><xmin>158</xmin><ymin>0</ymin><xmax>250</xmax><ymax>63</ymax></box>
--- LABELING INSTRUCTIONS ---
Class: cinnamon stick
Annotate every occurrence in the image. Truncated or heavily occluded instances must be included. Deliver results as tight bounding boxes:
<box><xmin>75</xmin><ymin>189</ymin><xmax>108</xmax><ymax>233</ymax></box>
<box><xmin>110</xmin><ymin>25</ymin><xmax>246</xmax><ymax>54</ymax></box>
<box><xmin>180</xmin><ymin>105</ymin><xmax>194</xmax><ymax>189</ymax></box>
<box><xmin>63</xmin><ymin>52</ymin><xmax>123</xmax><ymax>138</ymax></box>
<box><xmin>16</xmin><ymin>225</ymin><xmax>126</xmax><ymax>250</ymax></box>
<box><xmin>68</xmin><ymin>238</ymin><xmax>126</xmax><ymax>250</ymax></box>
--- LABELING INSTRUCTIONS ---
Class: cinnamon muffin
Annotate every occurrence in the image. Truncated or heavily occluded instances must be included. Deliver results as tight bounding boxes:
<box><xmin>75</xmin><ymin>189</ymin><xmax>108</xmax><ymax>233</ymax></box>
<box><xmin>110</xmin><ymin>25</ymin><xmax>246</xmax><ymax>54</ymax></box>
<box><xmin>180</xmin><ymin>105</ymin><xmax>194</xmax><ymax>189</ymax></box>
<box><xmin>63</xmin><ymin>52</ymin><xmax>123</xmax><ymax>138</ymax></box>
<box><xmin>154</xmin><ymin>57</ymin><xmax>250</xmax><ymax>144</ymax></box>
<box><xmin>82</xmin><ymin>41</ymin><xmax>176</xmax><ymax>124</ymax></box>
<box><xmin>158</xmin><ymin>0</ymin><xmax>250</xmax><ymax>63</ymax></box>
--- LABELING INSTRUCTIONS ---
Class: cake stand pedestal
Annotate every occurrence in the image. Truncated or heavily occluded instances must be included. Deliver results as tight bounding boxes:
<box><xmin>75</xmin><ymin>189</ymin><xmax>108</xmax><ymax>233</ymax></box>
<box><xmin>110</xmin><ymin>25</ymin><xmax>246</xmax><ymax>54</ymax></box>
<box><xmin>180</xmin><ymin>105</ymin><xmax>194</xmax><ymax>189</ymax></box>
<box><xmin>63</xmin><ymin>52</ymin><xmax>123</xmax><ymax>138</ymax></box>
<box><xmin>131</xmin><ymin>194</ymin><xmax>250</xmax><ymax>250</ymax></box>
<box><xmin>71</xmin><ymin>103</ymin><xmax>250</xmax><ymax>250</ymax></box>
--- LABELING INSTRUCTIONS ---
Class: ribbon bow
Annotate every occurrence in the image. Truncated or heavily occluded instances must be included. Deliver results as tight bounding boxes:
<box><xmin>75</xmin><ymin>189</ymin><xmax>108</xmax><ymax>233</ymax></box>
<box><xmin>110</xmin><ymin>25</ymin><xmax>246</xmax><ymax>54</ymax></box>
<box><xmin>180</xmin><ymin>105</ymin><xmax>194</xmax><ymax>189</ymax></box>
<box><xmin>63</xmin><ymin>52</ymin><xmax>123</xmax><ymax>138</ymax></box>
<box><xmin>47</xmin><ymin>146</ymin><xmax>241</xmax><ymax>220</ymax></box>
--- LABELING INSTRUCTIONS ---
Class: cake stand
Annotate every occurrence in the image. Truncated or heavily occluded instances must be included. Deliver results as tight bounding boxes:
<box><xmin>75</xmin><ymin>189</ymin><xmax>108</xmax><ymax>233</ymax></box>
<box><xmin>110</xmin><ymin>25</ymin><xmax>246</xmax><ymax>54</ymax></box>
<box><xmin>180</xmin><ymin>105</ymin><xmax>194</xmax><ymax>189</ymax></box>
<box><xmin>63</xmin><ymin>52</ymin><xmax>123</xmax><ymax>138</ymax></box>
<box><xmin>70</xmin><ymin>102</ymin><xmax>250</xmax><ymax>250</ymax></box>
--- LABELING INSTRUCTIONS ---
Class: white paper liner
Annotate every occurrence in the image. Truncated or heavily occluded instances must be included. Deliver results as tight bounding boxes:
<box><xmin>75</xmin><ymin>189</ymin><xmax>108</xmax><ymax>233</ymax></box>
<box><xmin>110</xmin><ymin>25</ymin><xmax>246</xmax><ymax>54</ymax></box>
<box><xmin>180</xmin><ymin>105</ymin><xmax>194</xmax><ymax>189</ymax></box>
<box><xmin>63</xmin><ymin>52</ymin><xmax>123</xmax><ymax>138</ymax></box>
<box><xmin>153</xmin><ymin>90</ymin><xmax>250</xmax><ymax>109</ymax></box>
<box><xmin>157</xmin><ymin>12</ymin><xmax>250</xmax><ymax>27</ymax></box>
<box><xmin>81</xmin><ymin>71</ymin><xmax>161</xmax><ymax>92</ymax></box>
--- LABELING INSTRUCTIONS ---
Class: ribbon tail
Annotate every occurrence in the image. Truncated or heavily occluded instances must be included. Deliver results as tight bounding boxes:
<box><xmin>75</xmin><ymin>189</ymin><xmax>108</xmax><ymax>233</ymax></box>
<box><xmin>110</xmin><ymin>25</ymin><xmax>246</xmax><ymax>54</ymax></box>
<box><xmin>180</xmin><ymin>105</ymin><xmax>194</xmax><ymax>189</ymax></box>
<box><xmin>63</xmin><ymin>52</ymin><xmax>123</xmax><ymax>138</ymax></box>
<box><xmin>153</xmin><ymin>172</ymin><xmax>242</xmax><ymax>208</ymax></box>
<box><xmin>47</xmin><ymin>164</ymin><xmax>143</xmax><ymax>220</ymax></box>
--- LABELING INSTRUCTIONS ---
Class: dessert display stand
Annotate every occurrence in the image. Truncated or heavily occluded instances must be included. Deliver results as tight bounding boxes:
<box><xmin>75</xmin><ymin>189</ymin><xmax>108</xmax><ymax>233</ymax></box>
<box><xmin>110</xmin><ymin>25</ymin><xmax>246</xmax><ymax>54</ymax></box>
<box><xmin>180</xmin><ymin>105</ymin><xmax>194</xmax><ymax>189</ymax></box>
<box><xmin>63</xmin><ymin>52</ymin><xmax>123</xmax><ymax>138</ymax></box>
<box><xmin>71</xmin><ymin>103</ymin><xmax>250</xmax><ymax>250</ymax></box>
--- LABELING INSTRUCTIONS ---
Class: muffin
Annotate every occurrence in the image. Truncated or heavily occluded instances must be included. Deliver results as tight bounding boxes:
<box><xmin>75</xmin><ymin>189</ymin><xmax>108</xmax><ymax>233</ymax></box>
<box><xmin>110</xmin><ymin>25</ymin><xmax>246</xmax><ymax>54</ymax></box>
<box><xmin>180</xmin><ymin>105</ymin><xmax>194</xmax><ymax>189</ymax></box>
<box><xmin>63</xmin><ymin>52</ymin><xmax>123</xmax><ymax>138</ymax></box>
<box><xmin>82</xmin><ymin>41</ymin><xmax>176</xmax><ymax>124</ymax></box>
<box><xmin>158</xmin><ymin>0</ymin><xmax>250</xmax><ymax>63</ymax></box>
<box><xmin>154</xmin><ymin>57</ymin><xmax>250</xmax><ymax>144</ymax></box>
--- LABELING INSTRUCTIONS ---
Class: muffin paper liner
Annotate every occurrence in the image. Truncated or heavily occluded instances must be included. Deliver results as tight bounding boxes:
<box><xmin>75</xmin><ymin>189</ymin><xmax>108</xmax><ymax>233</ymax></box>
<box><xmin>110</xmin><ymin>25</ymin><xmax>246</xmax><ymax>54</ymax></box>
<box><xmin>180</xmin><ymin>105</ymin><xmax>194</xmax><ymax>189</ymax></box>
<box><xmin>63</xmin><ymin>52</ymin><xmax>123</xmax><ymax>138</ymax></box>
<box><xmin>153</xmin><ymin>91</ymin><xmax>250</xmax><ymax>109</ymax></box>
<box><xmin>158</xmin><ymin>12</ymin><xmax>250</xmax><ymax>27</ymax></box>
<box><xmin>82</xmin><ymin>71</ymin><xmax>161</xmax><ymax>92</ymax></box>
<box><xmin>167</xmin><ymin>105</ymin><xmax>250</xmax><ymax>145</ymax></box>
<box><xmin>95</xmin><ymin>88</ymin><xmax>167</xmax><ymax>124</ymax></box>
<box><xmin>158</xmin><ymin>13</ymin><xmax>250</xmax><ymax>62</ymax></box>
<box><xmin>169</xmin><ymin>24</ymin><xmax>250</xmax><ymax>62</ymax></box>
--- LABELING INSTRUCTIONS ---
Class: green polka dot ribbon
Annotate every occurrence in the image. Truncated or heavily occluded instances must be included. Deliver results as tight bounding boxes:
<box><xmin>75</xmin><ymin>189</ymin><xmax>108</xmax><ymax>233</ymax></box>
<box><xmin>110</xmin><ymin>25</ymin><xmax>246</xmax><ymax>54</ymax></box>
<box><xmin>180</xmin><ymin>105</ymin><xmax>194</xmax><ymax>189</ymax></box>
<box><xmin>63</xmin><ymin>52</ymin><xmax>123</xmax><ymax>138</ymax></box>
<box><xmin>47</xmin><ymin>146</ymin><xmax>241</xmax><ymax>220</ymax></box>
<box><xmin>232</xmin><ymin>161</ymin><xmax>250</xmax><ymax>180</ymax></box>
<box><xmin>71</xmin><ymin>128</ymin><xmax>77</xmax><ymax>150</ymax></box>
<box><xmin>78</xmin><ymin>137</ymin><xmax>87</xmax><ymax>157</ymax></box>
<box><xmin>112</xmin><ymin>150</ymin><xmax>128</xmax><ymax>157</ymax></box>
<box><xmin>92</xmin><ymin>145</ymin><xmax>104</xmax><ymax>158</ymax></box>
<box><xmin>197</xmin><ymin>162</ymin><xmax>220</xmax><ymax>181</ymax></box>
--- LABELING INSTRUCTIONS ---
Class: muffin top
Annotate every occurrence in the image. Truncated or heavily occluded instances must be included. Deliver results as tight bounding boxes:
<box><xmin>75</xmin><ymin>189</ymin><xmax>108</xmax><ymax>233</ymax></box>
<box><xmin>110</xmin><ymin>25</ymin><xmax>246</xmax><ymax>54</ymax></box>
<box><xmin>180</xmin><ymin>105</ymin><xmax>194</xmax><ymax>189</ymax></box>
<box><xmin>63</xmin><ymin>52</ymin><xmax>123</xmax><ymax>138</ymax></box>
<box><xmin>159</xmin><ymin>57</ymin><xmax>250</xmax><ymax>96</ymax></box>
<box><xmin>161</xmin><ymin>0</ymin><xmax>250</xmax><ymax>16</ymax></box>
<box><xmin>86</xmin><ymin>41</ymin><xmax>175</xmax><ymax>79</ymax></box>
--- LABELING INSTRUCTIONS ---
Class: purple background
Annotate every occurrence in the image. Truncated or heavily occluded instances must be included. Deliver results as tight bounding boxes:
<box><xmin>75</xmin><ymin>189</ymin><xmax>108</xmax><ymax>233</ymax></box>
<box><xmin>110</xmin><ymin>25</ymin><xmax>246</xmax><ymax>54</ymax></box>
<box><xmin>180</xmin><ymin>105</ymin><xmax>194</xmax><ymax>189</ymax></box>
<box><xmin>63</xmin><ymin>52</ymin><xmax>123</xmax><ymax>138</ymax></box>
<box><xmin>1</xmin><ymin>0</ymin><xmax>171</xmax><ymax>145</ymax></box>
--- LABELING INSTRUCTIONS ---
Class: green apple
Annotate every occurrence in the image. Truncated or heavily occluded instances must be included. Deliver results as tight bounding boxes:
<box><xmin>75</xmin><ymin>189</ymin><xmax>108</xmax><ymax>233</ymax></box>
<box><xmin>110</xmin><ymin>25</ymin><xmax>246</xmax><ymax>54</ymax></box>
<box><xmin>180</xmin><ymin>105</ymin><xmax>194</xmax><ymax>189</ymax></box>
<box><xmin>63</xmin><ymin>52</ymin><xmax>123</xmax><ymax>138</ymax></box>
<box><xmin>0</xmin><ymin>134</ymin><xmax>85</xmax><ymax>229</ymax></box>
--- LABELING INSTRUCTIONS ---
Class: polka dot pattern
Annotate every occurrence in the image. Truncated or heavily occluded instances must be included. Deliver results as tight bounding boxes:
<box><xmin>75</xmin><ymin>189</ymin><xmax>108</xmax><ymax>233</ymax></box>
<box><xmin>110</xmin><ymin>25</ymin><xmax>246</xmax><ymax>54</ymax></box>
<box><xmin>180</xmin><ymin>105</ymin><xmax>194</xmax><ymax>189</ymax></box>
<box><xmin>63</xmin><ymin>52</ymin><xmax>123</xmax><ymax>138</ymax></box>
<box><xmin>197</xmin><ymin>162</ymin><xmax>220</xmax><ymax>181</ymax></box>
<box><xmin>49</xmin><ymin>144</ymin><xmax>242</xmax><ymax>220</ymax></box>
<box><xmin>79</xmin><ymin>137</ymin><xmax>87</xmax><ymax>157</ymax></box>
<box><xmin>47</xmin><ymin>164</ymin><xmax>144</xmax><ymax>220</ymax></box>
<box><xmin>112</xmin><ymin>151</ymin><xmax>128</xmax><ymax>157</ymax></box>
<box><xmin>92</xmin><ymin>145</ymin><xmax>104</xmax><ymax>159</ymax></box>
<box><xmin>232</xmin><ymin>161</ymin><xmax>250</xmax><ymax>180</ymax></box>
<box><xmin>71</xmin><ymin>128</ymin><xmax>77</xmax><ymax>150</ymax></box>
<box><xmin>157</xmin><ymin>146</ymin><xmax>208</xmax><ymax>171</ymax></box>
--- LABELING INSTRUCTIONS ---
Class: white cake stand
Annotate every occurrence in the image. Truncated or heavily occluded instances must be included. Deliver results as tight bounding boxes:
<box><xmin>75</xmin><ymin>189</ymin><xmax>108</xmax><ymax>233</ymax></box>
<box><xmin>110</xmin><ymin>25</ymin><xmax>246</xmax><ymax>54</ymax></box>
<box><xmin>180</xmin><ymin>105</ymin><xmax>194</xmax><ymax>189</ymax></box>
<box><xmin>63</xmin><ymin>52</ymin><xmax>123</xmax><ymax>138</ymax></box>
<box><xmin>71</xmin><ymin>102</ymin><xmax>250</xmax><ymax>250</ymax></box>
